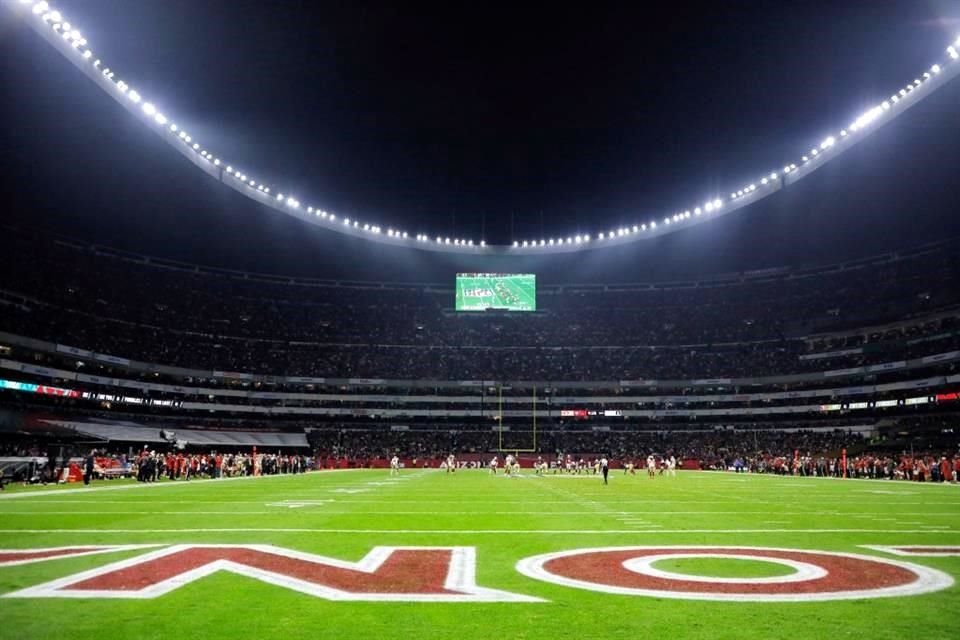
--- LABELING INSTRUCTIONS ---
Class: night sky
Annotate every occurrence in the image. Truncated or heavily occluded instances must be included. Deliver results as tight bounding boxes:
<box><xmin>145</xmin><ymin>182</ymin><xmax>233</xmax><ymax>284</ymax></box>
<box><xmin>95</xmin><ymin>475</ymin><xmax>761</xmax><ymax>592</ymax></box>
<box><xmin>2</xmin><ymin>0</ymin><xmax>959</xmax><ymax>282</ymax></box>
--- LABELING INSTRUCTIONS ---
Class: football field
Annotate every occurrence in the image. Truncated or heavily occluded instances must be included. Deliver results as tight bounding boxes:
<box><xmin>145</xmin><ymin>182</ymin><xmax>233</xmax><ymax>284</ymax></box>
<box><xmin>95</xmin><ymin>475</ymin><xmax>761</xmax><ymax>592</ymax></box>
<box><xmin>0</xmin><ymin>470</ymin><xmax>957</xmax><ymax>639</ymax></box>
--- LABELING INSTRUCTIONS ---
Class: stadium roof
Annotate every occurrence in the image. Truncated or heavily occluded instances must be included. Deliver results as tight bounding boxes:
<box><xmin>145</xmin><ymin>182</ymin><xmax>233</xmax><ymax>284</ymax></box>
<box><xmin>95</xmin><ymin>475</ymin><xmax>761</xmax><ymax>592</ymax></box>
<box><xmin>4</xmin><ymin>0</ymin><xmax>960</xmax><ymax>275</ymax></box>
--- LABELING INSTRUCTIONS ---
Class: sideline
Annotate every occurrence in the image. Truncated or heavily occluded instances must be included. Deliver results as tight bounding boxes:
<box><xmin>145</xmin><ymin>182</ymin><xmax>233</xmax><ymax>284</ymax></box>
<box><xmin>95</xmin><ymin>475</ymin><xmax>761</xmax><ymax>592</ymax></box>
<box><xmin>0</xmin><ymin>469</ymin><xmax>369</xmax><ymax>501</ymax></box>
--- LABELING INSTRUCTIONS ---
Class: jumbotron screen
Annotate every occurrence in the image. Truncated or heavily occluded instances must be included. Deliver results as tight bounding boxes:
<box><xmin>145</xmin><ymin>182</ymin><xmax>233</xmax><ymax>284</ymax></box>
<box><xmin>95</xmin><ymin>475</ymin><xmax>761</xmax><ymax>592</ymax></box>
<box><xmin>455</xmin><ymin>273</ymin><xmax>536</xmax><ymax>312</ymax></box>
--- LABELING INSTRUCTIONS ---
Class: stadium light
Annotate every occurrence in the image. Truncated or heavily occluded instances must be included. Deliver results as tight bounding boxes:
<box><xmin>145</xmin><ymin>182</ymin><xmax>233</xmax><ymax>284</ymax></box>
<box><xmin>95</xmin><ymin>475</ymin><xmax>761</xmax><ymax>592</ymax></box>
<box><xmin>12</xmin><ymin>1</ymin><xmax>960</xmax><ymax>253</ymax></box>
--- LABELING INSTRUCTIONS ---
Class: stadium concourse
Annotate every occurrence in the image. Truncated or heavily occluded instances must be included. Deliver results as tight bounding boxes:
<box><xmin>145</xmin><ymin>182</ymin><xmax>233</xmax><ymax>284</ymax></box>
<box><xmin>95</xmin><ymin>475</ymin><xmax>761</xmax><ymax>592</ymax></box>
<box><xmin>0</xmin><ymin>226</ymin><xmax>958</xmax><ymax>484</ymax></box>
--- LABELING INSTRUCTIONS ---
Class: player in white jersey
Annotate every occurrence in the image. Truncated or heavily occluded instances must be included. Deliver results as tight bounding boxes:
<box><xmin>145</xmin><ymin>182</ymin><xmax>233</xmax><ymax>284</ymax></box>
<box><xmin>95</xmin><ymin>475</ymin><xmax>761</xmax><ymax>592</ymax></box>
<box><xmin>624</xmin><ymin>460</ymin><xmax>635</xmax><ymax>475</ymax></box>
<box><xmin>504</xmin><ymin>454</ymin><xmax>516</xmax><ymax>476</ymax></box>
<box><xmin>489</xmin><ymin>456</ymin><xmax>499</xmax><ymax>474</ymax></box>
<box><xmin>647</xmin><ymin>454</ymin><xmax>657</xmax><ymax>478</ymax></box>
<box><xmin>446</xmin><ymin>454</ymin><xmax>456</xmax><ymax>473</ymax></box>
<box><xmin>390</xmin><ymin>455</ymin><xmax>400</xmax><ymax>475</ymax></box>
<box><xmin>668</xmin><ymin>455</ymin><xmax>677</xmax><ymax>477</ymax></box>
<box><xmin>600</xmin><ymin>457</ymin><xmax>609</xmax><ymax>485</ymax></box>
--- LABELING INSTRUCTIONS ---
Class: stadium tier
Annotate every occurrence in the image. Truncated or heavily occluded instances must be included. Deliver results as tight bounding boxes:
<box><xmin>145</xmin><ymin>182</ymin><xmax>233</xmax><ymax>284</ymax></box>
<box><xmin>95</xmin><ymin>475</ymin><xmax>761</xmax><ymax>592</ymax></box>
<box><xmin>0</xmin><ymin>228</ymin><xmax>958</xmax><ymax>379</ymax></box>
<box><xmin>0</xmin><ymin>228</ymin><xmax>958</xmax><ymax>453</ymax></box>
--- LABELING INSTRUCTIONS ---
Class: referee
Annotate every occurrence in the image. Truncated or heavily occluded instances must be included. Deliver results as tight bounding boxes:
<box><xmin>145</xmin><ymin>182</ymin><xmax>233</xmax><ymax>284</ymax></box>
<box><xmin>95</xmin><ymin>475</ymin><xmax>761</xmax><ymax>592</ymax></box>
<box><xmin>600</xmin><ymin>456</ymin><xmax>609</xmax><ymax>485</ymax></box>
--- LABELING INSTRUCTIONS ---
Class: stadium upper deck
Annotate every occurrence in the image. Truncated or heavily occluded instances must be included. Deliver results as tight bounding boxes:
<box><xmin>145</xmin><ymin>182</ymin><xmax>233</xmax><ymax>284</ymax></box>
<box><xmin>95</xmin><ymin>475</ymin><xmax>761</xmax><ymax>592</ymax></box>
<box><xmin>0</xmin><ymin>227</ymin><xmax>958</xmax><ymax>386</ymax></box>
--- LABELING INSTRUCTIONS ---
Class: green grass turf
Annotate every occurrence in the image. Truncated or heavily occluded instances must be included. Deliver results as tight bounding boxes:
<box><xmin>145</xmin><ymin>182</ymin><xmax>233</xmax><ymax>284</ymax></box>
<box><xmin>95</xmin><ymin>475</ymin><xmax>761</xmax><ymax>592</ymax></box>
<box><xmin>650</xmin><ymin>556</ymin><xmax>795</xmax><ymax>578</ymax></box>
<box><xmin>0</xmin><ymin>470</ymin><xmax>957</xmax><ymax>639</ymax></box>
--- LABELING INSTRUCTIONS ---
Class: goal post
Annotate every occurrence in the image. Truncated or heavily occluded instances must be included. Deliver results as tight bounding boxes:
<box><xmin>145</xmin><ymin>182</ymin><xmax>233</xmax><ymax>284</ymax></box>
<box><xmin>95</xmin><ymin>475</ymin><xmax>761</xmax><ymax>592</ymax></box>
<box><xmin>496</xmin><ymin>384</ymin><xmax>538</xmax><ymax>453</ymax></box>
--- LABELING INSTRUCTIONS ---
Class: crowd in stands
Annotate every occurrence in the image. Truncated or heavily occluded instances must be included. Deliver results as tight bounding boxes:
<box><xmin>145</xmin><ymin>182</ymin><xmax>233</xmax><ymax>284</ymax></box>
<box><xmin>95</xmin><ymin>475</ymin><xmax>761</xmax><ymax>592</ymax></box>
<box><xmin>0</xmin><ymin>229</ymin><xmax>959</xmax><ymax>381</ymax></box>
<box><xmin>3</xmin><ymin>416</ymin><xmax>957</xmax><ymax>484</ymax></box>
<box><xmin>305</xmin><ymin>422</ymin><xmax>960</xmax><ymax>480</ymax></box>
<box><xmin>132</xmin><ymin>449</ymin><xmax>309</xmax><ymax>482</ymax></box>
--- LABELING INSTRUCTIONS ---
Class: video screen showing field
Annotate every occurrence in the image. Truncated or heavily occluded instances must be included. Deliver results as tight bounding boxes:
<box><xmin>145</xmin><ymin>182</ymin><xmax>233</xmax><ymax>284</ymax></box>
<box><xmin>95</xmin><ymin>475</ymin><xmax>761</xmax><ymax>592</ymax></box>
<box><xmin>455</xmin><ymin>273</ymin><xmax>536</xmax><ymax>311</ymax></box>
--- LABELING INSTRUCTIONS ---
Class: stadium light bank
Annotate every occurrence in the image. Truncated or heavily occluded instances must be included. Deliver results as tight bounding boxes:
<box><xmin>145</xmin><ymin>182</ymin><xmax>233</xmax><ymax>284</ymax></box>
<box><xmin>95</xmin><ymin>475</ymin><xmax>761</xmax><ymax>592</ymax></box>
<box><xmin>7</xmin><ymin>0</ymin><xmax>960</xmax><ymax>255</ymax></box>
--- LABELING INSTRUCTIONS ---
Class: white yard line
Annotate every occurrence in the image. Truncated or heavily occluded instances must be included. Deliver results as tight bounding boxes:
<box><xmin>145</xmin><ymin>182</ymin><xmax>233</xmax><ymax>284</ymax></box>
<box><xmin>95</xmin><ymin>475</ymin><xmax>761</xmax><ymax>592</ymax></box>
<box><xmin>0</xmin><ymin>469</ymin><xmax>366</xmax><ymax>501</ymax></box>
<box><xmin>0</xmin><ymin>510</ymin><xmax>955</xmax><ymax>517</ymax></box>
<box><xmin>0</xmin><ymin>528</ymin><xmax>954</xmax><ymax>534</ymax></box>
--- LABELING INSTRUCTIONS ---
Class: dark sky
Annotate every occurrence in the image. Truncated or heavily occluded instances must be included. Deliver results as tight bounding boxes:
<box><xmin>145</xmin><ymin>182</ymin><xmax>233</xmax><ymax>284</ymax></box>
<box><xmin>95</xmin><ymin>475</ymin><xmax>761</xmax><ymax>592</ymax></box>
<box><xmin>2</xmin><ymin>0</ymin><xmax>960</xmax><ymax>282</ymax></box>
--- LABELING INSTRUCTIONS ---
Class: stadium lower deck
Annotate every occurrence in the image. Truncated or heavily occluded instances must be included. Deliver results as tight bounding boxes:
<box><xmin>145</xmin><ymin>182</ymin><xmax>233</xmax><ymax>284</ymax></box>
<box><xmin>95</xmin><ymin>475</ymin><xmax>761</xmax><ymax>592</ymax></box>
<box><xmin>0</xmin><ymin>470</ymin><xmax>957</xmax><ymax>639</ymax></box>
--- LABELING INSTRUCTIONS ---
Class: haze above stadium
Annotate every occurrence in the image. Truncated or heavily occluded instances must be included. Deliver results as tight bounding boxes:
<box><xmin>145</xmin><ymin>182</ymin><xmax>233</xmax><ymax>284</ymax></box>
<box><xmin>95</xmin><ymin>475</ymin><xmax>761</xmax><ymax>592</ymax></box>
<box><xmin>2</xmin><ymin>0</ymin><xmax>959</xmax><ymax>281</ymax></box>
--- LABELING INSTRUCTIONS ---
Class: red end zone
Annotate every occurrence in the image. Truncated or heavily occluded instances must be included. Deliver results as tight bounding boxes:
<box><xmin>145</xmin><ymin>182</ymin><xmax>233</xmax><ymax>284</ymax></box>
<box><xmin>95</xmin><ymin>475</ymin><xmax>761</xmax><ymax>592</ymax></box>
<box><xmin>516</xmin><ymin>546</ymin><xmax>955</xmax><ymax>602</ymax></box>
<box><xmin>3</xmin><ymin>545</ymin><xmax>543</xmax><ymax>603</ymax></box>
